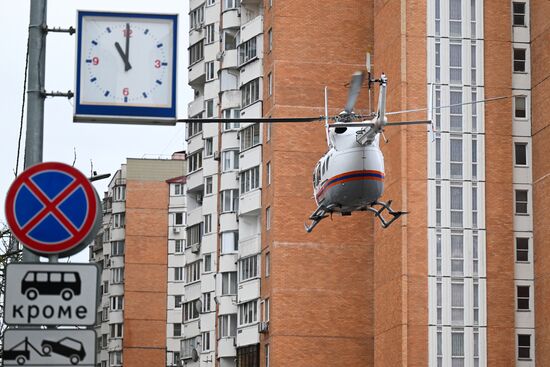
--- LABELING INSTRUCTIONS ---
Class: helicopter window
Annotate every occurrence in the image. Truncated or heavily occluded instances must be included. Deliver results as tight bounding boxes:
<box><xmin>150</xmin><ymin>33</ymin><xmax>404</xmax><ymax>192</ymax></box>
<box><xmin>326</xmin><ymin>156</ymin><xmax>330</xmax><ymax>170</ymax></box>
<box><xmin>316</xmin><ymin>165</ymin><xmax>321</xmax><ymax>183</ymax></box>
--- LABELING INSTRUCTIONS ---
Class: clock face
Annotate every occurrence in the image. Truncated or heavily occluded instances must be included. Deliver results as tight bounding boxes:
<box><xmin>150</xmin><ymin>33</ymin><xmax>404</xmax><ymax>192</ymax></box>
<box><xmin>75</xmin><ymin>12</ymin><xmax>177</xmax><ymax>123</ymax></box>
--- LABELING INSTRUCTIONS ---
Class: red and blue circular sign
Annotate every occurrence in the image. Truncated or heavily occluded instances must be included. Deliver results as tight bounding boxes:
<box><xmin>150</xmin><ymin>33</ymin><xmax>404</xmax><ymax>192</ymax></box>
<box><xmin>5</xmin><ymin>162</ymin><xmax>102</xmax><ymax>257</ymax></box>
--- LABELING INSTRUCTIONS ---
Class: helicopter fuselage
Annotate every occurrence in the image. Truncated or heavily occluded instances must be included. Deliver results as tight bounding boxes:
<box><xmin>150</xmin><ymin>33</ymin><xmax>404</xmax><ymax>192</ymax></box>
<box><xmin>312</xmin><ymin>128</ymin><xmax>384</xmax><ymax>213</ymax></box>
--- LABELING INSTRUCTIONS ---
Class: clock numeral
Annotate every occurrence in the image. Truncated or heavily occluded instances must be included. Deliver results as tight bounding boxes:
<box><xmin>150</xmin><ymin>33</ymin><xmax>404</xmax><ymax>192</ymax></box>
<box><xmin>123</xmin><ymin>28</ymin><xmax>133</xmax><ymax>38</ymax></box>
<box><xmin>154</xmin><ymin>59</ymin><xmax>161</xmax><ymax>68</ymax></box>
<box><xmin>92</xmin><ymin>57</ymin><xmax>100</xmax><ymax>65</ymax></box>
<box><xmin>123</xmin><ymin>88</ymin><xmax>130</xmax><ymax>96</ymax></box>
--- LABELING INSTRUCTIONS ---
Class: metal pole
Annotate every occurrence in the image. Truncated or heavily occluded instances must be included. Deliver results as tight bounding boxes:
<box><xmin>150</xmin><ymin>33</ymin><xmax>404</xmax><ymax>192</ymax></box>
<box><xmin>22</xmin><ymin>0</ymin><xmax>47</xmax><ymax>263</ymax></box>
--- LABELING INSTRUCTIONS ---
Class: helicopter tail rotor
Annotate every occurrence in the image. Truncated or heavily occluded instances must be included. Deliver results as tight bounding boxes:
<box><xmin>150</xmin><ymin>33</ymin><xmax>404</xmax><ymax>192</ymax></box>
<box><xmin>344</xmin><ymin>71</ymin><xmax>365</xmax><ymax>115</ymax></box>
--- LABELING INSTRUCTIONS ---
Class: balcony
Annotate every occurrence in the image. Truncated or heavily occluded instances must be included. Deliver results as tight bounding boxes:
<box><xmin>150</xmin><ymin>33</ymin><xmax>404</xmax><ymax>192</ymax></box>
<box><xmin>236</xmin><ymin>323</ymin><xmax>260</xmax><ymax>347</ymax></box>
<box><xmin>222</xmin><ymin>9</ymin><xmax>240</xmax><ymax>29</ymax></box>
<box><xmin>220</xmin><ymin>90</ymin><xmax>241</xmax><ymax>109</ymax></box>
<box><xmin>186</xmin><ymin>169</ymin><xmax>204</xmax><ymax>193</ymax></box>
<box><xmin>237</xmin><ymin>278</ymin><xmax>260</xmax><ymax>303</ymax></box>
<box><xmin>222</xmin><ymin>49</ymin><xmax>238</xmax><ymax>69</ymax></box>
<box><xmin>188</xmin><ymin>95</ymin><xmax>204</xmax><ymax>118</ymax></box>
<box><xmin>240</xmin><ymin>15</ymin><xmax>263</xmax><ymax>43</ymax></box>
<box><xmin>239</xmin><ymin>190</ymin><xmax>261</xmax><ymax>216</ymax></box>
<box><xmin>189</xmin><ymin>59</ymin><xmax>206</xmax><ymax>87</ymax></box>
<box><xmin>218</xmin><ymin>337</ymin><xmax>236</xmax><ymax>358</ymax></box>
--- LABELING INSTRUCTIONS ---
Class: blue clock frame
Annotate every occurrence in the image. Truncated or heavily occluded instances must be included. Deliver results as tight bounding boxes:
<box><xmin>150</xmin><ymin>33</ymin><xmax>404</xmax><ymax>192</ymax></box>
<box><xmin>74</xmin><ymin>11</ymin><xmax>178</xmax><ymax>124</ymax></box>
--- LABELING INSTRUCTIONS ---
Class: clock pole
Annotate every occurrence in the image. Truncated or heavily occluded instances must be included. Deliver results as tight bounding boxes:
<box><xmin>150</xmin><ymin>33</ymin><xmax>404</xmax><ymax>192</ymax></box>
<box><xmin>22</xmin><ymin>0</ymin><xmax>47</xmax><ymax>263</ymax></box>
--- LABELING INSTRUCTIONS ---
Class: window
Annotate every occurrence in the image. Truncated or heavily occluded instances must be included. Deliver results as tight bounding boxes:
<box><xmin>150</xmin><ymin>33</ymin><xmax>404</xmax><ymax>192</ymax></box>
<box><xmin>516</xmin><ymin>237</ymin><xmax>529</xmax><ymax>262</ymax></box>
<box><xmin>268</xmin><ymin>28</ymin><xmax>272</xmax><ymax>51</ymax></box>
<box><xmin>451</xmin><ymin>234</ymin><xmax>464</xmax><ymax>277</ymax></box>
<box><xmin>240</xmin><ymin>124</ymin><xmax>260</xmax><ymax>151</ymax></box>
<box><xmin>111</xmin><ymin>296</ymin><xmax>123</xmax><ymax>310</ymax></box>
<box><xmin>224</xmin><ymin>30</ymin><xmax>237</xmax><ymax>50</ymax></box>
<box><xmin>205</xmin><ymin>176</ymin><xmax>213</xmax><ymax>195</ymax></box>
<box><xmin>205</xmin><ymin>61</ymin><xmax>215</xmax><ymax>81</ymax></box>
<box><xmin>174</xmin><ymin>267</ymin><xmax>184</xmax><ymax>281</ymax></box>
<box><xmin>185</xmin><ymin>261</ymin><xmax>201</xmax><ymax>283</ymax></box>
<box><xmin>222</xmin><ymin>150</ymin><xmax>239</xmax><ymax>171</ymax></box>
<box><xmin>450</xmin><ymin>138</ymin><xmax>463</xmax><ymax>179</ymax></box>
<box><xmin>268</xmin><ymin>72</ymin><xmax>273</xmax><ymax>96</ymax></box>
<box><xmin>205</xmin><ymin>138</ymin><xmax>214</xmax><ymax>156</ymax></box>
<box><xmin>449</xmin><ymin>0</ymin><xmax>462</xmax><ymax>37</ymax></box>
<box><xmin>181</xmin><ymin>338</ymin><xmax>197</xmax><ymax>359</ymax></box>
<box><xmin>240</xmin><ymin>166</ymin><xmax>260</xmax><ymax>193</ymax></box>
<box><xmin>451</xmin><ymin>282</ymin><xmax>464</xmax><ymax>324</ymax></box>
<box><xmin>188</xmin><ymin>150</ymin><xmax>203</xmax><ymax>172</ymax></box>
<box><xmin>241</xmin><ymin>79</ymin><xmax>260</xmax><ymax>107</ymax></box>
<box><xmin>175</xmin><ymin>239</ymin><xmax>184</xmax><ymax>253</ymax></box>
<box><xmin>188</xmin><ymin>122</ymin><xmax>203</xmax><ymax>137</ymax></box>
<box><xmin>207</xmin><ymin>0</ymin><xmax>215</xmax><ymax>5</ymax></box>
<box><xmin>221</xmin><ymin>189</ymin><xmax>239</xmax><ymax>212</ymax></box>
<box><xmin>173</xmin><ymin>323</ymin><xmax>182</xmax><ymax>337</ymax></box>
<box><xmin>111</xmin><ymin>241</ymin><xmax>124</xmax><ymax>256</ymax></box>
<box><xmin>103</xmin><ymin>281</ymin><xmax>108</xmax><ymax>294</ymax></box>
<box><xmin>515</xmin><ymin>96</ymin><xmax>527</xmax><ymax>118</ymax></box>
<box><xmin>518</xmin><ymin>334</ymin><xmax>531</xmax><ymax>359</ymax></box>
<box><xmin>449</xmin><ymin>43</ymin><xmax>462</xmax><ymax>84</ymax></box>
<box><xmin>451</xmin><ymin>331</ymin><xmax>464</xmax><ymax>366</ymax></box>
<box><xmin>218</xmin><ymin>314</ymin><xmax>237</xmax><ymax>337</ymax></box>
<box><xmin>202</xmin><ymin>331</ymin><xmax>211</xmax><ymax>351</ymax></box>
<box><xmin>265</xmin><ymin>252</ymin><xmax>270</xmax><ymax>277</ymax></box>
<box><xmin>111</xmin><ymin>268</ymin><xmax>124</xmax><ymax>284</ymax></box>
<box><xmin>202</xmin><ymin>292</ymin><xmax>213</xmax><ymax>312</ymax></box>
<box><xmin>515</xmin><ymin>142</ymin><xmax>527</xmax><ymax>165</ymax></box>
<box><xmin>221</xmin><ymin>231</ymin><xmax>239</xmax><ymax>253</ymax></box>
<box><xmin>267</xmin><ymin>162</ymin><xmax>271</xmax><ymax>184</ymax></box>
<box><xmin>517</xmin><ymin>286</ymin><xmax>530</xmax><ymax>310</ymax></box>
<box><xmin>223</xmin><ymin>109</ymin><xmax>240</xmax><ymax>127</ymax></box>
<box><xmin>174</xmin><ymin>183</ymin><xmax>184</xmax><ymax>196</ymax></box>
<box><xmin>173</xmin><ymin>352</ymin><xmax>180</xmax><ymax>366</ymax></box>
<box><xmin>187</xmin><ymin>223</ymin><xmax>202</xmax><ymax>248</ymax></box>
<box><xmin>450</xmin><ymin>89</ymin><xmax>462</xmax><ymax>131</ymax></box>
<box><xmin>102</xmin><ymin>307</ymin><xmax>109</xmax><ymax>321</ymax></box>
<box><xmin>224</xmin><ymin>0</ymin><xmax>237</xmax><ymax>10</ymax></box>
<box><xmin>266</xmin><ymin>123</ymin><xmax>271</xmax><ymax>141</ymax></box>
<box><xmin>514</xmin><ymin>48</ymin><xmax>526</xmax><ymax>72</ymax></box>
<box><xmin>183</xmin><ymin>300</ymin><xmax>200</xmax><ymax>322</ymax></box>
<box><xmin>110</xmin><ymin>323</ymin><xmax>123</xmax><ymax>338</ymax></box>
<box><xmin>266</xmin><ymin>207</ymin><xmax>271</xmax><ymax>230</ymax></box>
<box><xmin>222</xmin><ymin>272</ymin><xmax>238</xmax><ymax>295</ymax></box>
<box><xmin>109</xmin><ymin>351</ymin><xmax>123</xmax><ymax>366</ymax></box>
<box><xmin>189</xmin><ymin>40</ymin><xmax>204</xmax><ymax>65</ymax></box>
<box><xmin>113</xmin><ymin>213</ymin><xmax>125</xmax><ymax>228</ymax></box>
<box><xmin>239</xmin><ymin>37</ymin><xmax>257</xmax><ymax>65</ymax></box>
<box><xmin>204</xmin><ymin>214</ymin><xmax>212</xmax><ymax>234</ymax></box>
<box><xmin>239</xmin><ymin>255</ymin><xmax>258</xmax><ymax>281</ymax></box>
<box><xmin>239</xmin><ymin>300</ymin><xmax>258</xmax><ymax>326</ymax></box>
<box><xmin>237</xmin><ymin>345</ymin><xmax>260</xmax><ymax>367</ymax></box>
<box><xmin>174</xmin><ymin>212</ymin><xmax>184</xmax><ymax>226</ymax></box>
<box><xmin>205</xmin><ymin>23</ymin><xmax>215</xmax><ymax>44</ymax></box>
<box><xmin>450</xmin><ymin>186</ymin><xmax>463</xmax><ymax>227</ymax></box>
<box><xmin>113</xmin><ymin>185</ymin><xmax>126</xmax><ymax>201</ymax></box>
<box><xmin>205</xmin><ymin>99</ymin><xmax>214</xmax><ymax>118</ymax></box>
<box><xmin>515</xmin><ymin>190</ymin><xmax>528</xmax><ymax>214</ymax></box>
<box><xmin>265</xmin><ymin>344</ymin><xmax>270</xmax><ymax>367</ymax></box>
<box><xmin>264</xmin><ymin>298</ymin><xmax>270</xmax><ymax>321</ymax></box>
<box><xmin>175</xmin><ymin>295</ymin><xmax>183</xmax><ymax>308</ymax></box>
<box><xmin>189</xmin><ymin>5</ymin><xmax>204</xmax><ymax>30</ymax></box>
<box><xmin>513</xmin><ymin>2</ymin><xmax>526</xmax><ymax>26</ymax></box>
<box><xmin>204</xmin><ymin>254</ymin><xmax>212</xmax><ymax>272</ymax></box>
<box><xmin>102</xmin><ymin>334</ymin><xmax>108</xmax><ymax>348</ymax></box>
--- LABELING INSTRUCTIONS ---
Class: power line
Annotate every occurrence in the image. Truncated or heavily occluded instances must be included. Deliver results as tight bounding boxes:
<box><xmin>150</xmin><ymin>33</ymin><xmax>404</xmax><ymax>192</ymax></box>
<box><xmin>15</xmin><ymin>33</ymin><xmax>30</xmax><ymax>177</ymax></box>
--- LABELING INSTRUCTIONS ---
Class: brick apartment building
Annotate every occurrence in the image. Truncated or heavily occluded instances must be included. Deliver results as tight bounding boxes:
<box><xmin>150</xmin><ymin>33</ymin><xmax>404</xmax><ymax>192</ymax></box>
<box><xmin>91</xmin><ymin>0</ymin><xmax>550</xmax><ymax>366</ymax></box>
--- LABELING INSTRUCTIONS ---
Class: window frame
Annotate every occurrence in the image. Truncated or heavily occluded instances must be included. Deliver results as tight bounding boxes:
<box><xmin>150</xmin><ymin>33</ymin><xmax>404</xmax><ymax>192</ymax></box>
<box><xmin>513</xmin><ymin>48</ymin><xmax>527</xmax><ymax>73</ymax></box>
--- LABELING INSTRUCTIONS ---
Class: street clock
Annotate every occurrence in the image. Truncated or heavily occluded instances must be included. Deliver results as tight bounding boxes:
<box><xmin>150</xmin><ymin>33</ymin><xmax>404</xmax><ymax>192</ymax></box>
<box><xmin>74</xmin><ymin>11</ymin><xmax>178</xmax><ymax>124</ymax></box>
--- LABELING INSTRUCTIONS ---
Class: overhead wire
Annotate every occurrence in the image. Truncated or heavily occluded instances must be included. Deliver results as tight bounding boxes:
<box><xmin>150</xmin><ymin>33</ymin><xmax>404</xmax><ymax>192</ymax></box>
<box><xmin>15</xmin><ymin>33</ymin><xmax>31</xmax><ymax>177</ymax></box>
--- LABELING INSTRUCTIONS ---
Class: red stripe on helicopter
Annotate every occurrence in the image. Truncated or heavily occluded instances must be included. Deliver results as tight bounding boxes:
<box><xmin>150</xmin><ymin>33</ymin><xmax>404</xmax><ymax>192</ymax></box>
<box><xmin>316</xmin><ymin>170</ymin><xmax>385</xmax><ymax>200</ymax></box>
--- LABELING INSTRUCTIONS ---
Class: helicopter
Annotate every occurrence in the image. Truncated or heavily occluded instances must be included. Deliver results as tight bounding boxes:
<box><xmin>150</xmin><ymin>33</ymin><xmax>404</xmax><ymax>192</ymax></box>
<box><xmin>177</xmin><ymin>57</ymin><xmax>508</xmax><ymax>233</ymax></box>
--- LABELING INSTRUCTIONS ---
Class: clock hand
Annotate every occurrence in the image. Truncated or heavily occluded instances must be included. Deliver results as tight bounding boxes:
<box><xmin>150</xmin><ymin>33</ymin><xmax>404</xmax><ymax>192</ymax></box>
<box><xmin>114</xmin><ymin>41</ymin><xmax>132</xmax><ymax>71</ymax></box>
<box><xmin>125</xmin><ymin>23</ymin><xmax>130</xmax><ymax>70</ymax></box>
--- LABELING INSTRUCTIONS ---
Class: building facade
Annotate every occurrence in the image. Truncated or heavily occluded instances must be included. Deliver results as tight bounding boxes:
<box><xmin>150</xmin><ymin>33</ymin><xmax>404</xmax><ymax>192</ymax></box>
<box><xmin>90</xmin><ymin>156</ymin><xmax>186</xmax><ymax>367</ymax></box>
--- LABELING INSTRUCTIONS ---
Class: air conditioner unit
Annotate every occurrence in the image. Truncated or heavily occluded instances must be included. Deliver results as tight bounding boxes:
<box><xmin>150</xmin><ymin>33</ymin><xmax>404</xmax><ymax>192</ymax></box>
<box><xmin>191</xmin><ymin>243</ymin><xmax>201</xmax><ymax>253</ymax></box>
<box><xmin>173</xmin><ymin>227</ymin><xmax>181</xmax><ymax>234</ymax></box>
<box><xmin>258</xmin><ymin>321</ymin><xmax>269</xmax><ymax>333</ymax></box>
<box><xmin>213</xmin><ymin>151</ymin><xmax>220</xmax><ymax>161</ymax></box>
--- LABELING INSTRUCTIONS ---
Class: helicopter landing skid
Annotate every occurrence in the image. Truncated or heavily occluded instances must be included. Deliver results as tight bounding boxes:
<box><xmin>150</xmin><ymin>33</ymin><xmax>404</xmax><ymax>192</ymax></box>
<box><xmin>304</xmin><ymin>205</ymin><xmax>330</xmax><ymax>233</ymax></box>
<box><xmin>366</xmin><ymin>200</ymin><xmax>406</xmax><ymax>228</ymax></box>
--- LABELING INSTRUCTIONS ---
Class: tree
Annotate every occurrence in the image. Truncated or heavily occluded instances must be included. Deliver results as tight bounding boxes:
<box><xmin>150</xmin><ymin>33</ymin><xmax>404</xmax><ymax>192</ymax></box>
<box><xmin>0</xmin><ymin>225</ymin><xmax>22</xmax><ymax>360</ymax></box>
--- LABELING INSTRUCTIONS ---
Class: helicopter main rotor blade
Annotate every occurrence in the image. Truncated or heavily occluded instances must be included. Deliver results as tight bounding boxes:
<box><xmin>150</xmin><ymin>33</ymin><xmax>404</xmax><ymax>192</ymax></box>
<box><xmin>386</xmin><ymin>95</ymin><xmax>510</xmax><ymax>116</ymax></box>
<box><xmin>176</xmin><ymin>116</ymin><xmax>324</xmax><ymax>123</ymax></box>
<box><xmin>385</xmin><ymin>120</ymin><xmax>432</xmax><ymax>126</ymax></box>
<box><xmin>344</xmin><ymin>71</ymin><xmax>365</xmax><ymax>114</ymax></box>
<box><xmin>328</xmin><ymin>122</ymin><xmax>375</xmax><ymax>128</ymax></box>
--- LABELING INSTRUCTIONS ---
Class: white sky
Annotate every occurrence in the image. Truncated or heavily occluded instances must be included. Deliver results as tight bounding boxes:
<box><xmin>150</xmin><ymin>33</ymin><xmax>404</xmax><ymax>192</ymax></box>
<box><xmin>0</xmin><ymin>1</ymin><xmax>191</xmax><ymax>262</ymax></box>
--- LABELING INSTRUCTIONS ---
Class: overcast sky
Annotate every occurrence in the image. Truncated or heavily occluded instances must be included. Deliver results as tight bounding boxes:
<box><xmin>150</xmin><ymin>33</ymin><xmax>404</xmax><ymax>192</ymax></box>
<box><xmin>0</xmin><ymin>1</ymin><xmax>191</xmax><ymax>262</ymax></box>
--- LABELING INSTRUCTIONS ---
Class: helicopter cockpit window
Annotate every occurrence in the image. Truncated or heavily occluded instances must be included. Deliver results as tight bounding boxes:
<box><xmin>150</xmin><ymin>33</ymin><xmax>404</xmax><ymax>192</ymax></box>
<box><xmin>316</xmin><ymin>165</ymin><xmax>321</xmax><ymax>183</ymax></box>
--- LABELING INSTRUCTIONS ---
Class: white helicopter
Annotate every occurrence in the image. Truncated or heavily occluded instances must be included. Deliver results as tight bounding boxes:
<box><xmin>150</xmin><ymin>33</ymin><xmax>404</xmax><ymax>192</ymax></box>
<box><xmin>178</xmin><ymin>57</ymin><xmax>508</xmax><ymax>233</ymax></box>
